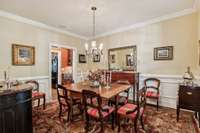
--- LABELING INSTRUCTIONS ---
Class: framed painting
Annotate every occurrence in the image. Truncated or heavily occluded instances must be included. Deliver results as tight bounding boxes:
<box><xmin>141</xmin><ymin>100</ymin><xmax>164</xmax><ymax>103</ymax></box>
<box><xmin>126</xmin><ymin>55</ymin><xmax>134</xmax><ymax>66</ymax></box>
<box><xmin>12</xmin><ymin>44</ymin><xmax>35</xmax><ymax>65</ymax></box>
<box><xmin>154</xmin><ymin>46</ymin><xmax>173</xmax><ymax>60</ymax></box>
<box><xmin>79</xmin><ymin>54</ymin><xmax>86</xmax><ymax>63</ymax></box>
<box><xmin>93</xmin><ymin>54</ymin><xmax>100</xmax><ymax>62</ymax></box>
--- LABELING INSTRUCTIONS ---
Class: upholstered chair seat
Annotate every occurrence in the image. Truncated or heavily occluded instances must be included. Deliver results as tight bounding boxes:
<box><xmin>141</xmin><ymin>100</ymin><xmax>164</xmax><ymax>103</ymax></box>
<box><xmin>87</xmin><ymin>105</ymin><xmax>115</xmax><ymax>118</ymax></box>
<box><xmin>146</xmin><ymin>91</ymin><xmax>159</xmax><ymax>98</ymax></box>
<box><xmin>32</xmin><ymin>92</ymin><xmax>45</xmax><ymax>98</ymax></box>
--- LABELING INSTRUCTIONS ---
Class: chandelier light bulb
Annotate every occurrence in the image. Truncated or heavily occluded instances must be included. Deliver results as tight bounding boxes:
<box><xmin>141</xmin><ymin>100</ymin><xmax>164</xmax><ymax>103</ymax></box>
<box><xmin>85</xmin><ymin>43</ymin><xmax>89</xmax><ymax>51</ymax></box>
<box><xmin>91</xmin><ymin>41</ymin><xmax>96</xmax><ymax>48</ymax></box>
<box><xmin>99</xmin><ymin>43</ymin><xmax>103</xmax><ymax>50</ymax></box>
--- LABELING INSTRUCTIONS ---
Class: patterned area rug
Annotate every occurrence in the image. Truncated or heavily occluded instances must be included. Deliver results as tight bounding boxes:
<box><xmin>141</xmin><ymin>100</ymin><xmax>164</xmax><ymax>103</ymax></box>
<box><xmin>33</xmin><ymin>101</ymin><xmax>199</xmax><ymax>133</ymax></box>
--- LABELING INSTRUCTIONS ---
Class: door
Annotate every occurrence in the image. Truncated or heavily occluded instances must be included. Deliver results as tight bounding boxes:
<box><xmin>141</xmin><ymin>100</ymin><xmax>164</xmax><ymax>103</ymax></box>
<box><xmin>51</xmin><ymin>52</ymin><xmax>58</xmax><ymax>88</ymax></box>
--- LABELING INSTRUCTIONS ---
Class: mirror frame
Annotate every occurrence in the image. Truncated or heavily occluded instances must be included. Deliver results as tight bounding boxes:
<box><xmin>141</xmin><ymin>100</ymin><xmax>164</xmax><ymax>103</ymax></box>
<box><xmin>108</xmin><ymin>45</ymin><xmax>137</xmax><ymax>71</ymax></box>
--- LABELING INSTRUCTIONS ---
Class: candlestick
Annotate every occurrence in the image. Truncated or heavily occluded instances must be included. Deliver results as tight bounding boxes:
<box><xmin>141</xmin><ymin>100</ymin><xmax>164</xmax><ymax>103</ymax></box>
<box><xmin>109</xmin><ymin>71</ymin><xmax>112</xmax><ymax>85</ymax></box>
<box><xmin>104</xmin><ymin>70</ymin><xmax>106</xmax><ymax>83</ymax></box>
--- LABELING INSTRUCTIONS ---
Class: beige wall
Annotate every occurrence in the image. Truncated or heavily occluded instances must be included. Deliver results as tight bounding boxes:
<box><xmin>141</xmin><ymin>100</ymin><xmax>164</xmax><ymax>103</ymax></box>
<box><xmin>0</xmin><ymin>12</ymin><xmax>199</xmax><ymax>78</ymax></box>
<box><xmin>0</xmin><ymin>16</ymin><xmax>86</xmax><ymax>79</ymax></box>
<box><xmin>95</xmin><ymin>13</ymin><xmax>198</xmax><ymax>75</ymax></box>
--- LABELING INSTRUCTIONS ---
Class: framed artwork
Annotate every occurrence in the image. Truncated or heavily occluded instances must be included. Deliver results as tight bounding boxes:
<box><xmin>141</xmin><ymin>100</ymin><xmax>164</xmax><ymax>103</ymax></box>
<box><xmin>12</xmin><ymin>44</ymin><xmax>35</xmax><ymax>65</ymax></box>
<box><xmin>154</xmin><ymin>46</ymin><xmax>173</xmax><ymax>60</ymax></box>
<box><xmin>126</xmin><ymin>55</ymin><xmax>134</xmax><ymax>66</ymax></box>
<box><xmin>79</xmin><ymin>54</ymin><xmax>86</xmax><ymax>63</ymax></box>
<box><xmin>93</xmin><ymin>54</ymin><xmax>100</xmax><ymax>62</ymax></box>
<box><xmin>110</xmin><ymin>54</ymin><xmax>115</xmax><ymax>63</ymax></box>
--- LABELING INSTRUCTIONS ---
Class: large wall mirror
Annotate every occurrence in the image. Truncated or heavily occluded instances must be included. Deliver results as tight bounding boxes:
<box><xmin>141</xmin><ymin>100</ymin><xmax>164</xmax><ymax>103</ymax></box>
<box><xmin>108</xmin><ymin>46</ymin><xmax>137</xmax><ymax>71</ymax></box>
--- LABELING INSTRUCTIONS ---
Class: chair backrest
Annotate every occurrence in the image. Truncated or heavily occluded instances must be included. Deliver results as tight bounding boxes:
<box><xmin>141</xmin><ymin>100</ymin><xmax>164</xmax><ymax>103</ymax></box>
<box><xmin>137</xmin><ymin>87</ymin><xmax>146</xmax><ymax>108</ymax></box>
<box><xmin>117</xmin><ymin>80</ymin><xmax>131</xmax><ymax>99</ymax></box>
<box><xmin>82</xmin><ymin>90</ymin><xmax>103</xmax><ymax>118</ymax></box>
<box><xmin>25</xmin><ymin>80</ymin><xmax>39</xmax><ymax>92</ymax></box>
<box><xmin>144</xmin><ymin>78</ymin><xmax>160</xmax><ymax>92</ymax></box>
<box><xmin>56</xmin><ymin>84</ymin><xmax>69</xmax><ymax>105</ymax></box>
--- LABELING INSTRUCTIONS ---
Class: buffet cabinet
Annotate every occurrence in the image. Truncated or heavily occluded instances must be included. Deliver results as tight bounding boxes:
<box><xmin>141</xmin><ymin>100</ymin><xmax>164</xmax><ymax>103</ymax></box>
<box><xmin>177</xmin><ymin>85</ymin><xmax>200</xmax><ymax>127</ymax></box>
<box><xmin>109</xmin><ymin>71</ymin><xmax>138</xmax><ymax>84</ymax></box>
<box><xmin>0</xmin><ymin>85</ymin><xmax>33</xmax><ymax>133</ymax></box>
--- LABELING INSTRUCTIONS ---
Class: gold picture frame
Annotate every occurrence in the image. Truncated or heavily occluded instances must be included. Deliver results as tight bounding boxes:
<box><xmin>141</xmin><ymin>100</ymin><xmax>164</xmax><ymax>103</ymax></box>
<box><xmin>12</xmin><ymin>44</ymin><xmax>35</xmax><ymax>65</ymax></box>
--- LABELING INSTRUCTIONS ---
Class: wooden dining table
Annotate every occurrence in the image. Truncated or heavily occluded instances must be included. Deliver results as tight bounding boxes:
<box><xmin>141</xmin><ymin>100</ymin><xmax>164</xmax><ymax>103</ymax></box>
<box><xmin>64</xmin><ymin>81</ymin><xmax>132</xmax><ymax>124</ymax></box>
<box><xmin>64</xmin><ymin>81</ymin><xmax>131</xmax><ymax>99</ymax></box>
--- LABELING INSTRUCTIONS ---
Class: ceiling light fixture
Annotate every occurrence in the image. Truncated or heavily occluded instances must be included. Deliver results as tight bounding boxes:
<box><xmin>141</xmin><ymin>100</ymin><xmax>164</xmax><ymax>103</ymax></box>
<box><xmin>85</xmin><ymin>6</ymin><xmax>103</xmax><ymax>58</ymax></box>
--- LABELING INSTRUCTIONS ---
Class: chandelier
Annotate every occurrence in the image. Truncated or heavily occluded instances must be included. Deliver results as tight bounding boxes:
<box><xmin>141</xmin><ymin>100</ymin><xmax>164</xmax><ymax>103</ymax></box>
<box><xmin>85</xmin><ymin>6</ymin><xmax>103</xmax><ymax>57</ymax></box>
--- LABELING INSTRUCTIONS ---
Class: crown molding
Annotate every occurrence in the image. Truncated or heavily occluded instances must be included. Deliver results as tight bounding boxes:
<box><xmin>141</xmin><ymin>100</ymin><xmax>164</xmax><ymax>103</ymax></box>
<box><xmin>0</xmin><ymin>10</ymin><xmax>88</xmax><ymax>40</ymax></box>
<box><xmin>93</xmin><ymin>7</ymin><xmax>197</xmax><ymax>39</ymax></box>
<box><xmin>0</xmin><ymin>5</ymin><xmax>197</xmax><ymax>41</ymax></box>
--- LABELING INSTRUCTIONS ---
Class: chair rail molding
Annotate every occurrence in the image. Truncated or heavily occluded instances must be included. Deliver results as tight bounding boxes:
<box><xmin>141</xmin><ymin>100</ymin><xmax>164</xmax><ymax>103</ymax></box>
<box><xmin>0</xmin><ymin>76</ymin><xmax>51</xmax><ymax>102</ymax></box>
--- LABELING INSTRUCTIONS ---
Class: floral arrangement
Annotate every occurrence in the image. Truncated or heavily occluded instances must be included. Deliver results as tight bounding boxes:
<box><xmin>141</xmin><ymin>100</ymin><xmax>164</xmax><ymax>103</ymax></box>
<box><xmin>87</xmin><ymin>69</ymin><xmax>105</xmax><ymax>86</ymax></box>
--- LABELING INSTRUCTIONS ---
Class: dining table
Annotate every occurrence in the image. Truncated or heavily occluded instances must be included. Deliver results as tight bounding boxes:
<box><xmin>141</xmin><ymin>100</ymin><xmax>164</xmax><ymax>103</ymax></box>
<box><xmin>64</xmin><ymin>80</ymin><xmax>132</xmax><ymax>124</ymax></box>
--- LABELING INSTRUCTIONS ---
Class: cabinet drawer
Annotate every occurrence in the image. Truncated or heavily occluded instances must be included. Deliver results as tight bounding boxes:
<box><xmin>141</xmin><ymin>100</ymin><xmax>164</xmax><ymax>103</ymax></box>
<box><xmin>179</xmin><ymin>85</ymin><xmax>200</xmax><ymax>107</ymax></box>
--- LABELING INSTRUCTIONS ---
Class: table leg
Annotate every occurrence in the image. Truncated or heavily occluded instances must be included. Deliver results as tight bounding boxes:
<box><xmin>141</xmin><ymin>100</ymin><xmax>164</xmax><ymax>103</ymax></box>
<box><xmin>133</xmin><ymin>86</ymin><xmax>135</xmax><ymax>103</ymax></box>
<box><xmin>177</xmin><ymin>106</ymin><xmax>180</xmax><ymax>122</ymax></box>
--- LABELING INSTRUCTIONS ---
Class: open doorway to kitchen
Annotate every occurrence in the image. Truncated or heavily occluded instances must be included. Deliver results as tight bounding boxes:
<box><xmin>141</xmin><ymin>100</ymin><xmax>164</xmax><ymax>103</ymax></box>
<box><xmin>49</xmin><ymin>44</ymin><xmax>77</xmax><ymax>100</ymax></box>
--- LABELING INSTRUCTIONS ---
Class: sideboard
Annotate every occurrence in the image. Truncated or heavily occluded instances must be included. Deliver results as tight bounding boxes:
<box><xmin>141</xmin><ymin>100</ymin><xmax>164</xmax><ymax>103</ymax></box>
<box><xmin>0</xmin><ymin>84</ymin><xmax>33</xmax><ymax>133</ymax></box>
<box><xmin>177</xmin><ymin>84</ymin><xmax>200</xmax><ymax>127</ymax></box>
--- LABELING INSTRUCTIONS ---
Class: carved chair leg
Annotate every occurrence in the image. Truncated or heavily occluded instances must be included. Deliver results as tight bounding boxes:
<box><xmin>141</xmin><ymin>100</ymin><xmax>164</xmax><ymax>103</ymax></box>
<box><xmin>85</xmin><ymin>114</ymin><xmax>89</xmax><ymax>133</ymax></box>
<box><xmin>59</xmin><ymin>105</ymin><xmax>62</xmax><ymax>118</ymax></box>
<box><xmin>140</xmin><ymin>115</ymin><xmax>144</xmax><ymax>130</ymax></box>
<box><xmin>43</xmin><ymin>96</ymin><xmax>46</xmax><ymax>109</ymax></box>
<box><xmin>157</xmin><ymin>99</ymin><xmax>159</xmax><ymax>111</ymax></box>
<box><xmin>67</xmin><ymin>106</ymin><xmax>71</xmax><ymax>122</ymax></box>
<box><xmin>37</xmin><ymin>99</ymin><xmax>40</xmax><ymax>108</ymax></box>
<box><xmin>111</xmin><ymin>112</ymin><xmax>115</xmax><ymax>130</ymax></box>
<box><xmin>100</xmin><ymin>120</ymin><xmax>104</xmax><ymax>133</ymax></box>
<box><xmin>71</xmin><ymin>105</ymin><xmax>74</xmax><ymax>121</ymax></box>
<box><xmin>117</xmin><ymin>115</ymin><xmax>121</xmax><ymax>132</ymax></box>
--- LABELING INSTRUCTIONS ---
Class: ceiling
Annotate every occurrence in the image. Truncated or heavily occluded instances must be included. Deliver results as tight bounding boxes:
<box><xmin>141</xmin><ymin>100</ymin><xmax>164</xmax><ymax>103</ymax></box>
<box><xmin>0</xmin><ymin>0</ymin><xmax>195</xmax><ymax>39</ymax></box>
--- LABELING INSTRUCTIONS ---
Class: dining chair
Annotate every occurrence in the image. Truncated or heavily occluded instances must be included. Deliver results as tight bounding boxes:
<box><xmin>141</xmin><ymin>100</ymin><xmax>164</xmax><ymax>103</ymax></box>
<box><xmin>82</xmin><ymin>90</ymin><xmax>115</xmax><ymax>133</ymax></box>
<box><xmin>56</xmin><ymin>84</ymin><xmax>71</xmax><ymax>120</ymax></box>
<box><xmin>144</xmin><ymin>78</ymin><xmax>160</xmax><ymax>110</ymax></box>
<box><xmin>25</xmin><ymin>80</ymin><xmax>46</xmax><ymax>109</ymax></box>
<box><xmin>56</xmin><ymin>84</ymin><xmax>82</xmax><ymax>121</ymax></box>
<box><xmin>117</xmin><ymin>86</ymin><xmax>146</xmax><ymax>133</ymax></box>
<box><xmin>109</xmin><ymin>80</ymin><xmax>131</xmax><ymax>106</ymax></box>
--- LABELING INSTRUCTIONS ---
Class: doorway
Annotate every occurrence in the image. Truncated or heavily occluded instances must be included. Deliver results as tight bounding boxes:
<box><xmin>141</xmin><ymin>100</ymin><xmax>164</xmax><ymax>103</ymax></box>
<box><xmin>49</xmin><ymin>44</ymin><xmax>77</xmax><ymax>100</ymax></box>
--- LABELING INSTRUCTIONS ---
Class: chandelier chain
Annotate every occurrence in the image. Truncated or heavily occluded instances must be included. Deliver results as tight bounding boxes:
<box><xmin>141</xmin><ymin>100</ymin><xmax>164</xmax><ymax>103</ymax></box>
<box><xmin>92</xmin><ymin>7</ymin><xmax>96</xmax><ymax>39</ymax></box>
